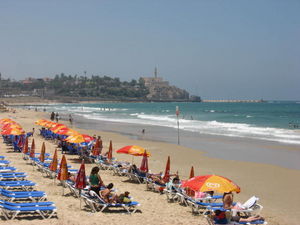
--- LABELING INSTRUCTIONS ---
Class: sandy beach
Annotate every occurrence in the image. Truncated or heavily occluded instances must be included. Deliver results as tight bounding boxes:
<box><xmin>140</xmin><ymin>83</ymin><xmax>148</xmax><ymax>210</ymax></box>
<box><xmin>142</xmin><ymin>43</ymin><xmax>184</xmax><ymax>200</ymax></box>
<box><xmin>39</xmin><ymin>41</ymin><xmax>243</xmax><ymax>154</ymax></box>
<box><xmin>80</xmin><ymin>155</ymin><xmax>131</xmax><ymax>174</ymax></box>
<box><xmin>1</xmin><ymin>107</ymin><xmax>300</xmax><ymax>225</ymax></box>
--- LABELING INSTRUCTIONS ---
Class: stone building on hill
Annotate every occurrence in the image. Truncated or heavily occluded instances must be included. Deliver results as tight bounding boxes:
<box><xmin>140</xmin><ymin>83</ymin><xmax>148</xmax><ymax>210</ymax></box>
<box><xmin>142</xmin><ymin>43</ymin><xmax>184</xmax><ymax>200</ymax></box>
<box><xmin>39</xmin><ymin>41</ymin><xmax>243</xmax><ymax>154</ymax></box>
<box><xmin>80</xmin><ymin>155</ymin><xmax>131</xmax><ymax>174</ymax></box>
<box><xmin>141</xmin><ymin>68</ymin><xmax>190</xmax><ymax>101</ymax></box>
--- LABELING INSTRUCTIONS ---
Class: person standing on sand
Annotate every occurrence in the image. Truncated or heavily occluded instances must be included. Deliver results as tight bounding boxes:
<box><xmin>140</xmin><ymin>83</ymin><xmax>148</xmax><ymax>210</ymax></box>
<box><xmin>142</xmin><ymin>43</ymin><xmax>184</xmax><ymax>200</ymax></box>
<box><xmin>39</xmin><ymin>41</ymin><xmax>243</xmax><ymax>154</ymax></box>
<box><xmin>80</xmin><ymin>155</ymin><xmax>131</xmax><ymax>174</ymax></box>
<box><xmin>69</xmin><ymin>114</ymin><xmax>73</xmax><ymax>124</ymax></box>
<box><xmin>55</xmin><ymin>112</ymin><xmax>59</xmax><ymax>122</ymax></box>
<box><xmin>50</xmin><ymin>112</ymin><xmax>55</xmax><ymax>121</ymax></box>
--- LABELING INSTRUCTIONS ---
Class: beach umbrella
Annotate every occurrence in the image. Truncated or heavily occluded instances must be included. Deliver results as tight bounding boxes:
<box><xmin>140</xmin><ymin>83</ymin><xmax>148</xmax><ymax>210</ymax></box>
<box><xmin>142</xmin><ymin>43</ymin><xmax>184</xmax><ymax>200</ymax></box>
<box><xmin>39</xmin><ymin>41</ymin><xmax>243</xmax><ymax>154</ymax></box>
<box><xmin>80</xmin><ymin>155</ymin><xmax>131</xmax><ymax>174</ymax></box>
<box><xmin>50</xmin><ymin>124</ymin><xmax>67</xmax><ymax>131</ymax></box>
<box><xmin>181</xmin><ymin>175</ymin><xmax>241</xmax><ymax>194</ymax></box>
<box><xmin>92</xmin><ymin>139</ymin><xmax>101</xmax><ymax>156</ymax></box>
<box><xmin>2</xmin><ymin>123</ymin><xmax>22</xmax><ymax>130</ymax></box>
<box><xmin>57</xmin><ymin>155</ymin><xmax>68</xmax><ymax>195</ymax></box>
<box><xmin>107</xmin><ymin>140</ymin><xmax>113</xmax><ymax>161</ymax></box>
<box><xmin>0</xmin><ymin>118</ymin><xmax>13</xmax><ymax>124</ymax></box>
<box><xmin>1</xmin><ymin>128</ymin><xmax>25</xmax><ymax>135</ymax></box>
<box><xmin>57</xmin><ymin>155</ymin><xmax>68</xmax><ymax>181</ymax></box>
<box><xmin>116</xmin><ymin>145</ymin><xmax>151</xmax><ymax>157</ymax></box>
<box><xmin>55</xmin><ymin>128</ymin><xmax>78</xmax><ymax>135</ymax></box>
<box><xmin>29</xmin><ymin>139</ymin><xmax>35</xmax><ymax>158</ymax></box>
<box><xmin>35</xmin><ymin>119</ymin><xmax>46</xmax><ymax>125</ymax></box>
<box><xmin>189</xmin><ymin>166</ymin><xmax>195</xmax><ymax>179</ymax></box>
<box><xmin>163</xmin><ymin>156</ymin><xmax>171</xmax><ymax>183</ymax></box>
<box><xmin>43</xmin><ymin>121</ymin><xmax>56</xmax><ymax>128</ymax></box>
<box><xmin>186</xmin><ymin>166</ymin><xmax>195</xmax><ymax>196</ymax></box>
<box><xmin>39</xmin><ymin>142</ymin><xmax>46</xmax><ymax>163</ymax></box>
<box><xmin>75</xmin><ymin>159</ymin><xmax>87</xmax><ymax>209</ymax></box>
<box><xmin>17</xmin><ymin>135</ymin><xmax>24</xmax><ymax>148</ymax></box>
<box><xmin>75</xmin><ymin>160</ymin><xmax>87</xmax><ymax>189</ymax></box>
<box><xmin>140</xmin><ymin>150</ymin><xmax>149</xmax><ymax>172</ymax></box>
<box><xmin>65</xmin><ymin>134</ymin><xmax>93</xmax><ymax>143</ymax></box>
<box><xmin>22</xmin><ymin>137</ymin><xmax>29</xmax><ymax>154</ymax></box>
<box><xmin>38</xmin><ymin>120</ymin><xmax>51</xmax><ymax>127</ymax></box>
<box><xmin>49</xmin><ymin>149</ymin><xmax>58</xmax><ymax>172</ymax></box>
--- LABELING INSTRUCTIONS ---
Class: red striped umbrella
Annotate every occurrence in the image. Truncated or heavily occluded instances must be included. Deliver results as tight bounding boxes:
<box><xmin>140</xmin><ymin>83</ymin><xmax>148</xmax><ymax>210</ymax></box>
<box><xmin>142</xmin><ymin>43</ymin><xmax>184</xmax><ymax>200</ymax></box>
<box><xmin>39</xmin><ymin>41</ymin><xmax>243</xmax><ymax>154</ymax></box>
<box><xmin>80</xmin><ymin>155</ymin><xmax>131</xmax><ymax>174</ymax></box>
<box><xmin>116</xmin><ymin>145</ymin><xmax>151</xmax><ymax>156</ymax></box>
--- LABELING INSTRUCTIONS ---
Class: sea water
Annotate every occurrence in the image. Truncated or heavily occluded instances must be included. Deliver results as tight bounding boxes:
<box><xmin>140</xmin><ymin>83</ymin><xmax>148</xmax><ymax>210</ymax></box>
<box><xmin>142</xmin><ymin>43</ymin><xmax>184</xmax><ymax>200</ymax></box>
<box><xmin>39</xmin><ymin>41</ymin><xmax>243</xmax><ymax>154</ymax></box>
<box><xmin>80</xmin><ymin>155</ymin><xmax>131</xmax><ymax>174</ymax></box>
<box><xmin>28</xmin><ymin>101</ymin><xmax>300</xmax><ymax>145</ymax></box>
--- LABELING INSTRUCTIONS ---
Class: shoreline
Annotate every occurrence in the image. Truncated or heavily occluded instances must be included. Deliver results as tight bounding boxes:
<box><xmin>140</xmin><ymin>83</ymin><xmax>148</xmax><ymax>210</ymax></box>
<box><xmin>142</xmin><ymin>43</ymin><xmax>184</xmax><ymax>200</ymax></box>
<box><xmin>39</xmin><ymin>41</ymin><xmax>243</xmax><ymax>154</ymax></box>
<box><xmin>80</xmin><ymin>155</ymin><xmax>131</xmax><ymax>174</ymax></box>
<box><xmin>70</xmin><ymin>113</ymin><xmax>300</xmax><ymax>170</ymax></box>
<box><xmin>1</xmin><ymin>107</ymin><xmax>300</xmax><ymax>224</ymax></box>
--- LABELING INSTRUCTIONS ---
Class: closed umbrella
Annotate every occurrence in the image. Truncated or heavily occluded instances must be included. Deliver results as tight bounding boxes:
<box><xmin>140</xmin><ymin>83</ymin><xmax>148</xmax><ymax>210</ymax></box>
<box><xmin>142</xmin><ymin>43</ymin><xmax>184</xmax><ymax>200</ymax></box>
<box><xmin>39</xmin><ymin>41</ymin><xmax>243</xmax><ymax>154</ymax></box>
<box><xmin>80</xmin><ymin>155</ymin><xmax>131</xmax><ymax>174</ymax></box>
<box><xmin>92</xmin><ymin>139</ymin><xmax>101</xmax><ymax>156</ymax></box>
<box><xmin>107</xmin><ymin>140</ymin><xmax>113</xmax><ymax>161</ymax></box>
<box><xmin>57</xmin><ymin>155</ymin><xmax>68</xmax><ymax>195</ymax></box>
<box><xmin>49</xmin><ymin>149</ymin><xmax>58</xmax><ymax>172</ymax></box>
<box><xmin>163</xmin><ymin>156</ymin><xmax>170</xmax><ymax>183</ymax></box>
<box><xmin>75</xmin><ymin>160</ymin><xmax>87</xmax><ymax>209</ymax></box>
<box><xmin>22</xmin><ymin>137</ymin><xmax>29</xmax><ymax>154</ymax></box>
<box><xmin>140</xmin><ymin>150</ymin><xmax>149</xmax><ymax>172</ymax></box>
<box><xmin>190</xmin><ymin>166</ymin><xmax>195</xmax><ymax>179</ymax></box>
<box><xmin>186</xmin><ymin>166</ymin><xmax>195</xmax><ymax>196</ymax></box>
<box><xmin>39</xmin><ymin>142</ymin><xmax>46</xmax><ymax>163</ymax></box>
<box><xmin>29</xmin><ymin>139</ymin><xmax>35</xmax><ymax>158</ymax></box>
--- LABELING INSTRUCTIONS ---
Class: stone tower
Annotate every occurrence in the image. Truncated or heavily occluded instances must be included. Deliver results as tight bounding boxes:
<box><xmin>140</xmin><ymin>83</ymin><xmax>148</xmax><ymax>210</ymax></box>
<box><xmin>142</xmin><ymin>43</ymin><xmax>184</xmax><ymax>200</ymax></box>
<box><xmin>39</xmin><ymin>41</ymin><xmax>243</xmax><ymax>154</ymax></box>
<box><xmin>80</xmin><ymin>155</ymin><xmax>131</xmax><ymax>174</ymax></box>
<box><xmin>154</xmin><ymin>67</ymin><xmax>157</xmax><ymax>78</ymax></box>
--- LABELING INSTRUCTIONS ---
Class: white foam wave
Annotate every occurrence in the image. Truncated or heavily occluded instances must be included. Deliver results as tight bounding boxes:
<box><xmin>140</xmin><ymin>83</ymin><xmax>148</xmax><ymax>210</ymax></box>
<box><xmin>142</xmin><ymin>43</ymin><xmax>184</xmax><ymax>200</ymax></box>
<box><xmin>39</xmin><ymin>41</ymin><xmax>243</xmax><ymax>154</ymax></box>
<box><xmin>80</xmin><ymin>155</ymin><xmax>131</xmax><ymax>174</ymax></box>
<box><xmin>81</xmin><ymin>113</ymin><xmax>300</xmax><ymax>145</ymax></box>
<box><xmin>38</xmin><ymin>105</ymin><xmax>300</xmax><ymax>145</ymax></box>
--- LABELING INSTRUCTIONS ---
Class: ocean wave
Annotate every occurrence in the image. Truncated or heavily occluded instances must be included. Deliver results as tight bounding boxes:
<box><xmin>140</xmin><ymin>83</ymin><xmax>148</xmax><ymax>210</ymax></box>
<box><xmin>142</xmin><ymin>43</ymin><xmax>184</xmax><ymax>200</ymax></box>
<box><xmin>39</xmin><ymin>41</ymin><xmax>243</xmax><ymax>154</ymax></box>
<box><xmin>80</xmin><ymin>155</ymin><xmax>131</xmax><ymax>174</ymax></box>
<box><xmin>81</xmin><ymin>113</ymin><xmax>300</xmax><ymax>145</ymax></box>
<box><xmin>38</xmin><ymin>104</ymin><xmax>300</xmax><ymax>145</ymax></box>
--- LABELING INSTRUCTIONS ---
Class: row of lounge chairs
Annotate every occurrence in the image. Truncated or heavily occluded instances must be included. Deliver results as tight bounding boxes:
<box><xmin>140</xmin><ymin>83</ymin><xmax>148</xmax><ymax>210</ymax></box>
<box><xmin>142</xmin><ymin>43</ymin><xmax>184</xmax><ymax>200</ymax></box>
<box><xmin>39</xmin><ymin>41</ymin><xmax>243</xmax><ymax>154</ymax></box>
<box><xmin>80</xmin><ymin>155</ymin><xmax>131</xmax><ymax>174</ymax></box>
<box><xmin>0</xmin><ymin>155</ymin><xmax>57</xmax><ymax>220</ymax></box>
<box><xmin>26</xmin><ymin>133</ymin><xmax>142</xmax><ymax>214</ymax></box>
<box><xmin>37</xmin><ymin>125</ymin><xmax>266</xmax><ymax>223</ymax></box>
<box><xmin>94</xmin><ymin>157</ymin><xmax>266</xmax><ymax>224</ymax></box>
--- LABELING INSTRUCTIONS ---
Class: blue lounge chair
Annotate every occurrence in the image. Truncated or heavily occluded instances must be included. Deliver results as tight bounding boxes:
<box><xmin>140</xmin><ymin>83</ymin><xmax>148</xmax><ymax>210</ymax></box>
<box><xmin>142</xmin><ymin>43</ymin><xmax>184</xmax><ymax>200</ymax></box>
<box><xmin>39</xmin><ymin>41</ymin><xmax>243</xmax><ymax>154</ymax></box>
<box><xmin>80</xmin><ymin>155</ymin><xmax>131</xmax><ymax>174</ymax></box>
<box><xmin>0</xmin><ymin>188</ymin><xmax>47</xmax><ymax>202</ymax></box>
<box><xmin>0</xmin><ymin>167</ymin><xmax>17</xmax><ymax>172</ymax></box>
<box><xmin>82</xmin><ymin>190</ymin><xmax>140</xmax><ymax>213</ymax></box>
<box><xmin>205</xmin><ymin>214</ymin><xmax>267</xmax><ymax>225</ymax></box>
<box><xmin>0</xmin><ymin>174</ymin><xmax>27</xmax><ymax>181</ymax></box>
<box><xmin>0</xmin><ymin>160</ymin><xmax>10</xmax><ymax>166</ymax></box>
<box><xmin>0</xmin><ymin>180</ymin><xmax>36</xmax><ymax>190</ymax></box>
<box><xmin>0</xmin><ymin>202</ymin><xmax>57</xmax><ymax>219</ymax></box>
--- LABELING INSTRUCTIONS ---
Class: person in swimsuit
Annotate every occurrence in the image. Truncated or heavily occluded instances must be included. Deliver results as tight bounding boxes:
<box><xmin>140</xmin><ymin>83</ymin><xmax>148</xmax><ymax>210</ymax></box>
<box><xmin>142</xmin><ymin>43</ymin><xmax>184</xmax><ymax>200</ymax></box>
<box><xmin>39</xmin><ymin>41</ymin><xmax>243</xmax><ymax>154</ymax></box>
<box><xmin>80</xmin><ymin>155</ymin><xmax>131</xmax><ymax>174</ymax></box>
<box><xmin>89</xmin><ymin>166</ymin><xmax>104</xmax><ymax>196</ymax></box>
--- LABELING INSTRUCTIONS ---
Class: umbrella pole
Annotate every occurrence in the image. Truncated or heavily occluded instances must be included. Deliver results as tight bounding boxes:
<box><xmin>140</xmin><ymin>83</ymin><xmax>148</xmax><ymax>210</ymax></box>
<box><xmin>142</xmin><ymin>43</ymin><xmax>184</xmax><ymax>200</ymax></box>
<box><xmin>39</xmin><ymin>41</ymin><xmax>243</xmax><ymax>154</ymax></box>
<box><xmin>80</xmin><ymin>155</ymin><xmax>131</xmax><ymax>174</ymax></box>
<box><xmin>79</xmin><ymin>189</ymin><xmax>82</xmax><ymax>209</ymax></box>
<box><xmin>62</xmin><ymin>185</ymin><xmax>64</xmax><ymax>196</ymax></box>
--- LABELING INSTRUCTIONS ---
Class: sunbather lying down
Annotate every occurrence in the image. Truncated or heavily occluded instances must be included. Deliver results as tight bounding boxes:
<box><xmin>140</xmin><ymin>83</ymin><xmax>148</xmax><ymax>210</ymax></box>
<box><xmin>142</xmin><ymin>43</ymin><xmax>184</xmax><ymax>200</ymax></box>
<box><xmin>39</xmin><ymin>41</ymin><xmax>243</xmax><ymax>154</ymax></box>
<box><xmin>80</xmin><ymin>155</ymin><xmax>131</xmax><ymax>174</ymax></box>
<box><xmin>100</xmin><ymin>183</ymin><xmax>131</xmax><ymax>204</ymax></box>
<box><xmin>213</xmin><ymin>210</ymin><xmax>264</xmax><ymax>224</ymax></box>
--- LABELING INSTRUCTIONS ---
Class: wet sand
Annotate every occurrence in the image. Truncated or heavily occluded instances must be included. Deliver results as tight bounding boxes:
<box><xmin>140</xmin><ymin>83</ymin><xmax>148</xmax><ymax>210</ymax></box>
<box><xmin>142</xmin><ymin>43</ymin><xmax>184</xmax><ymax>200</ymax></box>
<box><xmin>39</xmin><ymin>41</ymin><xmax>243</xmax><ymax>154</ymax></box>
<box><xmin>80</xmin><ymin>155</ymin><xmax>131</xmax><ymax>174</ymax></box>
<box><xmin>73</xmin><ymin>114</ymin><xmax>300</xmax><ymax>170</ymax></box>
<box><xmin>1</xmin><ymin>107</ymin><xmax>300</xmax><ymax>225</ymax></box>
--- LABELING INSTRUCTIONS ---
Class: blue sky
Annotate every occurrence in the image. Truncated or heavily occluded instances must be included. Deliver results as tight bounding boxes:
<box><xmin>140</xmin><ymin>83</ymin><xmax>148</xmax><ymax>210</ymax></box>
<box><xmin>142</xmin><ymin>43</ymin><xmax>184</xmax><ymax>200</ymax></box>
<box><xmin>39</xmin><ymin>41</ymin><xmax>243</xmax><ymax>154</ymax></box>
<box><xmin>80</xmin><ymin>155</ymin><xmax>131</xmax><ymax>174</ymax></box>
<box><xmin>0</xmin><ymin>0</ymin><xmax>299</xmax><ymax>100</ymax></box>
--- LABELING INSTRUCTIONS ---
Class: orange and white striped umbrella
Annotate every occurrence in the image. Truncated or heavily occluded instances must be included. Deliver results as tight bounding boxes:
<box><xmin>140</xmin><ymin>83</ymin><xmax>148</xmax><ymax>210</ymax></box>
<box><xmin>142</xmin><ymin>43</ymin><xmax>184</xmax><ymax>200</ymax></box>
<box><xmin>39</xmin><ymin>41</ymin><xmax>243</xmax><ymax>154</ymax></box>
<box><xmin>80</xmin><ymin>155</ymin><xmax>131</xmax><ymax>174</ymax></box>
<box><xmin>181</xmin><ymin>175</ymin><xmax>241</xmax><ymax>193</ymax></box>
